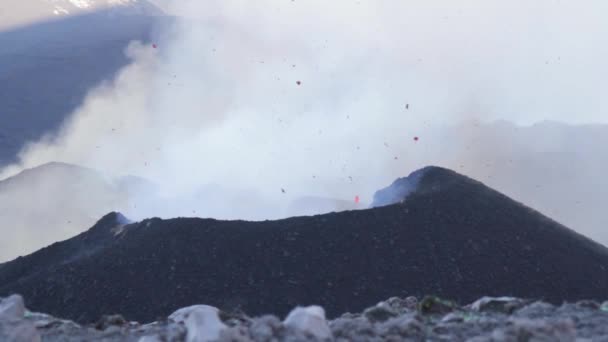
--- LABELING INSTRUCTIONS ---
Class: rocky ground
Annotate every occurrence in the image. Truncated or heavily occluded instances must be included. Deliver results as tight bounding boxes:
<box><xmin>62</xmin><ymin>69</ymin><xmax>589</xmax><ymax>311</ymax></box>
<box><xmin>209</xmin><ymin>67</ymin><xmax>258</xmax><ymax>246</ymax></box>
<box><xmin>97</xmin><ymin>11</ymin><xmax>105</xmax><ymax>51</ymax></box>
<box><xmin>3</xmin><ymin>294</ymin><xmax>608</xmax><ymax>341</ymax></box>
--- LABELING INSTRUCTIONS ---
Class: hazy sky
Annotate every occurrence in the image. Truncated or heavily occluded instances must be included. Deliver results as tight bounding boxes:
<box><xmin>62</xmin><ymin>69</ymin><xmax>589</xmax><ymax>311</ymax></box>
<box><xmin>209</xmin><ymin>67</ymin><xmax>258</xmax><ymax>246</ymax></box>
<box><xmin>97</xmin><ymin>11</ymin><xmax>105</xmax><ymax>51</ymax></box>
<box><xmin>163</xmin><ymin>0</ymin><xmax>608</xmax><ymax>124</ymax></box>
<box><xmin>1</xmin><ymin>0</ymin><xmax>607</xmax><ymax>219</ymax></box>
<box><xmin>2</xmin><ymin>0</ymin><xmax>607</xmax><ymax>186</ymax></box>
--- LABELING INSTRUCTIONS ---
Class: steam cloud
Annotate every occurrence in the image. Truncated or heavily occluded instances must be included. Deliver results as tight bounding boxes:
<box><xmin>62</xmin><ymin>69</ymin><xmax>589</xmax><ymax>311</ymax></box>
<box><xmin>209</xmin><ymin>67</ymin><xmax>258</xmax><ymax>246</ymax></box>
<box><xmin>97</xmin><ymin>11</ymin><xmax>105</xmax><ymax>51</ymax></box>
<box><xmin>1</xmin><ymin>0</ymin><xmax>607</xmax><ymax>260</ymax></box>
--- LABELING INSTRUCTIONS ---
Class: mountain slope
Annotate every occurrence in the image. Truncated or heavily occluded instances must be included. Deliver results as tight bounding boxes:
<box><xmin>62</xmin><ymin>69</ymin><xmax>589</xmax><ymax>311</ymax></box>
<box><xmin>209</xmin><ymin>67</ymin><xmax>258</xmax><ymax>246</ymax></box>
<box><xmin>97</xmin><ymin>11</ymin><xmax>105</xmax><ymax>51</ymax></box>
<box><xmin>1</xmin><ymin>166</ymin><xmax>607</xmax><ymax>323</ymax></box>
<box><xmin>0</xmin><ymin>6</ymin><xmax>169</xmax><ymax>166</ymax></box>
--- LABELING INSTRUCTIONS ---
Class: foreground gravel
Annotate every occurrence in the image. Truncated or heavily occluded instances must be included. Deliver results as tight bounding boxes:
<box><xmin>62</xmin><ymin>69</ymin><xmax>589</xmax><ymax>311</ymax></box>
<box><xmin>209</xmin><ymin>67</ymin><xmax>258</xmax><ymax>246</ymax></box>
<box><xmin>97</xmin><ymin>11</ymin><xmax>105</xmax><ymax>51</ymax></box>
<box><xmin>2</xmin><ymin>294</ymin><xmax>608</xmax><ymax>341</ymax></box>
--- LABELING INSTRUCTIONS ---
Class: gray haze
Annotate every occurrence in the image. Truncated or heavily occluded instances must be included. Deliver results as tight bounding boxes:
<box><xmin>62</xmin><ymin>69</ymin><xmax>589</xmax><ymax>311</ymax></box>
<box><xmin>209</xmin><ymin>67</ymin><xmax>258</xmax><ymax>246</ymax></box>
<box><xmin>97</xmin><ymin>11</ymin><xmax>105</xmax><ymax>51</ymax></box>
<box><xmin>0</xmin><ymin>0</ymin><xmax>607</xmax><ymax>260</ymax></box>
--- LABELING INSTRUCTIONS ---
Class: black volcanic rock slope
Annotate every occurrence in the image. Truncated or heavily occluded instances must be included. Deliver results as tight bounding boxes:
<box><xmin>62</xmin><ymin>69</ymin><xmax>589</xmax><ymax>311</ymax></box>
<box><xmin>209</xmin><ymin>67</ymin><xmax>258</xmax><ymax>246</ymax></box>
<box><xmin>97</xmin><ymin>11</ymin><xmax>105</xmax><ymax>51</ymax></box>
<box><xmin>1</xmin><ymin>166</ymin><xmax>608</xmax><ymax>323</ymax></box>
<box><xmin>0</xmin><ymin>212</ymin><xmax>130</xmax><ymax>287</ymax></box>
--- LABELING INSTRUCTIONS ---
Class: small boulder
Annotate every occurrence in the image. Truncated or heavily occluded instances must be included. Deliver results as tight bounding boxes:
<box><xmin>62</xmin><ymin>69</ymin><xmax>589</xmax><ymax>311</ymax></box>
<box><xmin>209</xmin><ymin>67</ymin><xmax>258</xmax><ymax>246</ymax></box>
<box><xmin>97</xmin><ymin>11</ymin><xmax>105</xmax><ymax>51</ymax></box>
<box><xmin>169</xmin><ymin>305</ymin><xmax>226</xmax><ymax>342</ymax></box>
<box><xmin>0</xmin><ymin>295</ymin><xmax>25</xmax><ymax>321</ymax></box>
<box><xmin>284</xmin><ymin>306</ymin><xmax>332</xmax><ymax>340</ymax></box>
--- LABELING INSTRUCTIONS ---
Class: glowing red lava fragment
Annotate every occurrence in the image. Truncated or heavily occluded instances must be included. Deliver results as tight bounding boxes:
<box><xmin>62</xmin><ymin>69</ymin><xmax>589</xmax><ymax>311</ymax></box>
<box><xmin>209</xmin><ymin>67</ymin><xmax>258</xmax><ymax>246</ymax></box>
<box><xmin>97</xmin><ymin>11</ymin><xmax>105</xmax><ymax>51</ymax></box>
<box><xmin>296</xmin><ymin>81</ymin><xmax>301</xmax><ymax>85</ymax></box>
<box><xmin>355</xmin><ymin>195</ymin><xmax>360</xmax><ymax>204</ymax></box>
<box><xmin>152</xmin><ymin>44</ymin><xmax>157</xmax><ymax>49</ymax></box>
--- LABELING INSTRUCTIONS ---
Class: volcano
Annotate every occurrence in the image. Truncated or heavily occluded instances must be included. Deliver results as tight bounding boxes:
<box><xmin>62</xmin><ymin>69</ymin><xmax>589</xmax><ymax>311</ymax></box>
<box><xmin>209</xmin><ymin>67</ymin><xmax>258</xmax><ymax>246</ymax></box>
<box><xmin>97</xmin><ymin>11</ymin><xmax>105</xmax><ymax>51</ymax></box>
<box><xmin>1</xmin><ymin>166</ymin><xmax>607</xmax><ymax>323</ymax></box>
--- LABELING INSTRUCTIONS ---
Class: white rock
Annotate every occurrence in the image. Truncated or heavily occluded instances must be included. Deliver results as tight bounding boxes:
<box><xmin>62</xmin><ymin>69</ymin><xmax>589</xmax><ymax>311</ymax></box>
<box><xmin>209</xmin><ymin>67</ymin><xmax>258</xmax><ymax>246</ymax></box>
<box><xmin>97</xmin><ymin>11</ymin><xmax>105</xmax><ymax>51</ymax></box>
<box><xmin>283</xmin><ymin>305</ymin><xmax>332</xmax><ymax>340</ymax></box>
<box><xmin>0</xmin><ymin>295</ymin><xmax>25</xmax><ymax>321</ymax></box>
<box><xmin>169</xmin><ymin>305</ymin><xmax>226</xmax><ymax>342</ymax></box>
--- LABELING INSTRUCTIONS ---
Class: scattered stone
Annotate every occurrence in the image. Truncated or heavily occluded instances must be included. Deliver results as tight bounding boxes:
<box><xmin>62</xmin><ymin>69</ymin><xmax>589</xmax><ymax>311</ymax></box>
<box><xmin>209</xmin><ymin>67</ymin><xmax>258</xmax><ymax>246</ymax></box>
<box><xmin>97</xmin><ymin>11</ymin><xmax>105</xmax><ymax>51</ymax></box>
<box><xmin>1</xmin><ymin>294</ymin><xmax>608</xmax><ymax>340</ymax></box>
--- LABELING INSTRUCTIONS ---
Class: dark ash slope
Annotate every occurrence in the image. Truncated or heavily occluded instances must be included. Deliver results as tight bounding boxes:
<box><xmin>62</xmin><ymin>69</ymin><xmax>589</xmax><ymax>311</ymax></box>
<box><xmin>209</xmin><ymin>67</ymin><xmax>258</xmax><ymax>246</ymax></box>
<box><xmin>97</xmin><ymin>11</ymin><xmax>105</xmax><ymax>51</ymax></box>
<box><xmin>1</xmin><ymin>166</ymin><xmax>607</xmax><ymax>323</ymax></box>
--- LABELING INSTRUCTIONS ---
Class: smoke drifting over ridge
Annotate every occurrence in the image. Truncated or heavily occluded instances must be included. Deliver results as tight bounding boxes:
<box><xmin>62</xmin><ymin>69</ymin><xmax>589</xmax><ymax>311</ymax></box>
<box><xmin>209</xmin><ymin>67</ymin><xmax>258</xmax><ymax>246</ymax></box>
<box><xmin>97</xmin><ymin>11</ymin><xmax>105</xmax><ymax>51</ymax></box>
<box><xmin>1</xmin><ymin>1</ymin><xmax>607</xmax><ymax>230</ymax></box>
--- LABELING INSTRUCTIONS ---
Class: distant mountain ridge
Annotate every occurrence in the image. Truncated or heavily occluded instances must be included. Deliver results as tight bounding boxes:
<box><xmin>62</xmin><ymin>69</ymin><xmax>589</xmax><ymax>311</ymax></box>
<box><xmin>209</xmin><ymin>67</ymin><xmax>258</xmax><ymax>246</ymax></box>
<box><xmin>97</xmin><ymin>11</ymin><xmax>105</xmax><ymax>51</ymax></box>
<box><xmin>1</xmin><ymin>166</ymin><xmax>607</xmax><ymax>323</ymax></box>
<box><xmin>0</xmin><ymin>6</ymin><xmax>170</xmax><ymax>166</ymax></box>
<box><xmin>0</xmin><ymin>0</ymin><xmax>164</xmax><ymax>30</ymax></box>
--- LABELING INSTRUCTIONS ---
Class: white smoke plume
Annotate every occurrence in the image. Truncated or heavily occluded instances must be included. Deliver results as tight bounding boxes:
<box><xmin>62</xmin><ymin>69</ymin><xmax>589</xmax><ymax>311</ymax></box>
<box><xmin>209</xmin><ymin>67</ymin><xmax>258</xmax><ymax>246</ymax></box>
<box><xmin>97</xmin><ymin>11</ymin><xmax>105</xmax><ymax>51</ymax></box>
<box><xmin>1</xmin><ymin>0</ymin><xmax>607</xmax><ymax>259</ymax></box>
